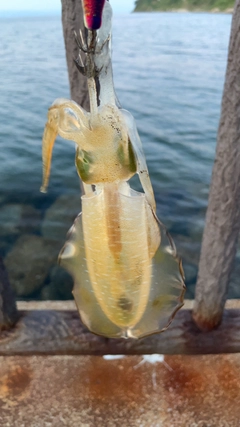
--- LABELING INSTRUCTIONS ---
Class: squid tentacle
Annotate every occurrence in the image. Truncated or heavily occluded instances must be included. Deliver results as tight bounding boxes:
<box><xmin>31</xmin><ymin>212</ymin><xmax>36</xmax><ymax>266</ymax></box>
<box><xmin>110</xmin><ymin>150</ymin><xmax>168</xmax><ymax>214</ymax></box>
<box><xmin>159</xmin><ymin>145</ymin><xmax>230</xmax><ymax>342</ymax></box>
<box><xmin>41</xmin><ymin>99</ymin><xmax>90</xmax><ymax>193</ymax></box>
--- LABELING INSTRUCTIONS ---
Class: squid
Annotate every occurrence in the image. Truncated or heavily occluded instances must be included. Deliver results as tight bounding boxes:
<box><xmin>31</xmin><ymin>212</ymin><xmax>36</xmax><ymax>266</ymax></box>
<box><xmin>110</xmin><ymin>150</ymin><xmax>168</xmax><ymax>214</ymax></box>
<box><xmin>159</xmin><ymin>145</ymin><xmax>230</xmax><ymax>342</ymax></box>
<box><xmin>40</xmin><ymin>0</ymin><xmax>185</xmax><ymax>339</ymax></box>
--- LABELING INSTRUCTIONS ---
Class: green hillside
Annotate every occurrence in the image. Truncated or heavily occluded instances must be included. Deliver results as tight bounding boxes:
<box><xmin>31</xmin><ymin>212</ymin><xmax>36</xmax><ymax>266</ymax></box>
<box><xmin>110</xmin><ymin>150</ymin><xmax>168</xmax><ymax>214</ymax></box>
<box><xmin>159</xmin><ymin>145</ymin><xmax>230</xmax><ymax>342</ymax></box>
<box><xmin>134</xmin><ymin>0</ymin><xmax>234</xmax><ymax>12</ymax></box>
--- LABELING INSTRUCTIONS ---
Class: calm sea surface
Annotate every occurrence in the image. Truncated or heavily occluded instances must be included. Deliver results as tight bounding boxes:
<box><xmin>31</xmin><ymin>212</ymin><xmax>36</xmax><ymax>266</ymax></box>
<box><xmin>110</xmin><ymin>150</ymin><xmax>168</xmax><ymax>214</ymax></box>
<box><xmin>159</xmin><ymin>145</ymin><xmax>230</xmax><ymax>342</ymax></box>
<box><xmin>0</xmin><ymin>12</ymin><xmax>238</xmax><ymax>299</ymax></box>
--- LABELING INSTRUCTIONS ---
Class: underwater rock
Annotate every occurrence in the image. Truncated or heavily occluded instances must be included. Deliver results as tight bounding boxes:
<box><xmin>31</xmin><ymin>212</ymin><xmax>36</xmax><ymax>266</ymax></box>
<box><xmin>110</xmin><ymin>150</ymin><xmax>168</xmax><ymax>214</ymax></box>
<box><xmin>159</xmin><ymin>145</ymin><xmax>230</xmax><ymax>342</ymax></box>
<box><xmin>40</xmin><ymin>281</ymin><xmax>60</xmax><ymax>300</ymax></box>
<box><xmin>0</xmin><ymin>204</ymin><xmax>41</xmax><ymax>237</ymax></box>
<box><xmin>40</xmin><ymin>265</ymin><xmax>73</xmax><ymax>300</ymax></box>
<box><xmin>41</xmin><ymin>194</ymin><xmax>80</xmax><ymax>243</ymax></box>
<box><xmin>4</xmin><ymin>234</ymin><xmax>59</xmax><ymax>297</ymax></box>
<box><xmin>0</xmin><ymin>195</ymin><xmax>6</xmax><ymax>205</ymax></box>
<box><xmin>0</xmin><ymin>204</ymin><xmax>23</xmax><ymax>236</ymax></box>
<box><xmin>19</xmin><ymin>205</ymin><xmax>42</xmax><ymax>234</ymax></box>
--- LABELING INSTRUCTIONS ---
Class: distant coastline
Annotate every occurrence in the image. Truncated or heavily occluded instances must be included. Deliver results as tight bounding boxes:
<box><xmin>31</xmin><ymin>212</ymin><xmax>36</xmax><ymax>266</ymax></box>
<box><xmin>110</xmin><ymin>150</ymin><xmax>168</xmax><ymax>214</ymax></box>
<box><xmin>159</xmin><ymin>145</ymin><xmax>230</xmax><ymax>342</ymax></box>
<box><xmin>133</xmin><ymin>8</ymin><xmax>233</xmax><ymax>13</ymax></box>
<box><xmin>133</xmin><ymin>0</ymin><xmax>234</xmax><ymax>14</ymax></box>
<box><xmin>133</xmin><ymin>9</ymin><xmax>233</xmax><ymax>13</ymax></box>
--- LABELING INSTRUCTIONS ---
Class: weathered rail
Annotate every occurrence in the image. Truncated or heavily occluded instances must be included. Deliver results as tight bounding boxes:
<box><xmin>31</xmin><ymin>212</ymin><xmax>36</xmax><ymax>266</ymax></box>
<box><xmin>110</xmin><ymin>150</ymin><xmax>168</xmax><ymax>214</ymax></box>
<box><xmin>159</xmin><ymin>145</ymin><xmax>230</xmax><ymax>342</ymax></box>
<box><xmin>0</xmin><ymin>301</ymin><xmax>239</xmax><ymax>355</ymax></box>
<box><xmin>61</xmin><ymin>0</ymin><xmax>90</xmax><ymax>110</ymax></box>
<box><xmin>0</xmin><ymin>258</ymin><xmax>19</xmax><ymax>331</ymax></box>
<box><xmin>193</xmin><ymin>0</ymin><xmax>240</xmax><ymax>330</ymax></box>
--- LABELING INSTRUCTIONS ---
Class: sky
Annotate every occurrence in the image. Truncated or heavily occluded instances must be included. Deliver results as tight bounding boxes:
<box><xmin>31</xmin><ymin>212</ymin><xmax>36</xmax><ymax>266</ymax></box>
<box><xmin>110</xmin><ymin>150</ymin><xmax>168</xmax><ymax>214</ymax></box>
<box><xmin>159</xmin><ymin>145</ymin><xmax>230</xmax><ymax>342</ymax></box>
<box><xmin>0</xmin><ymin>0</ymin><xmax>135</xmax><ymax>14</ymax></box>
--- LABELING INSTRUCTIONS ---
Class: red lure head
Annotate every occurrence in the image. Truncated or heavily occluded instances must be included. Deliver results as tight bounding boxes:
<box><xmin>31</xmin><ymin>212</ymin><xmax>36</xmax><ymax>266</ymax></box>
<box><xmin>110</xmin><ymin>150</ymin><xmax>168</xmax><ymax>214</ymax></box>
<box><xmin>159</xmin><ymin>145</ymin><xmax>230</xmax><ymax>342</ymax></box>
<box><xmin>82</xmin><ymin>0</ymin><xmax>106</xmax><ymax>30</ymax></box>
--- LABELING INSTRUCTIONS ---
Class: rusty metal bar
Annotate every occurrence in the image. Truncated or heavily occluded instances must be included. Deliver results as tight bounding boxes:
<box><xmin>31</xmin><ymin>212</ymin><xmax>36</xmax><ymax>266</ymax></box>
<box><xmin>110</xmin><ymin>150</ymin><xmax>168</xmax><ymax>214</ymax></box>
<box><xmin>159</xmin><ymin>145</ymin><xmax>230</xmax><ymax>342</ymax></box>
<box><xmin>0</xmin><ymin>258</ymin><xmax>19</xmax><ymax>331</ymax></box>
<box><xmin>61</xmin><ymin>0</ymin><xmax>90</xmax><ymax>110</ymax></box>
<box><xmin>0</xmin><ymin>300</ymin><xmax>240</xmax><ymax>355</ymax></box>
<box><xmin>193</xmin><ymin>0</ymin><xmax>240</xmax><ymax>330</ymax></box>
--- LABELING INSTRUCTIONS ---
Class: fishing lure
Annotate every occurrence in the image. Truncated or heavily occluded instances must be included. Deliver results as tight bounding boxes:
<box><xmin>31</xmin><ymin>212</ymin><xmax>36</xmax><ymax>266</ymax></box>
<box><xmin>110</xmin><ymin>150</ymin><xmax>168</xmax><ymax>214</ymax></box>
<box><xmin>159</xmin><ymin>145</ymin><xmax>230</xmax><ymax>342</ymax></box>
<box><xmin>41</xmin><ymin>1</ymin><xmax>185</xmax><ymax>338</ymax></box>
<box><xmin>82</xmin><ymin>0</ymin><xmax>106</xmax><ymax>30</ymax></box>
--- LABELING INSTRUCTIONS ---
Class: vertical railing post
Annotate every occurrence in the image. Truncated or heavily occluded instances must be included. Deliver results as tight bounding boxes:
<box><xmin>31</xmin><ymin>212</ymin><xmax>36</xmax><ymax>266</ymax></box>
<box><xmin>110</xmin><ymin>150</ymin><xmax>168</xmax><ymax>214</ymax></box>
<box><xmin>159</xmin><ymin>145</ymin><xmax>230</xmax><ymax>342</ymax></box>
<box><xmin>61</xmin><ymin>0</ymin><xmax>90</xmax><ymax>110</ymax></box>
<box><xmin>0</xmin><ymin>258</ymin><xmax>18</xmax><ymax>331</ymax></box>
<box><xmin>193</xmin><ymin>0</ymin><xmax>240</xmax><ymax>330</ymax></box>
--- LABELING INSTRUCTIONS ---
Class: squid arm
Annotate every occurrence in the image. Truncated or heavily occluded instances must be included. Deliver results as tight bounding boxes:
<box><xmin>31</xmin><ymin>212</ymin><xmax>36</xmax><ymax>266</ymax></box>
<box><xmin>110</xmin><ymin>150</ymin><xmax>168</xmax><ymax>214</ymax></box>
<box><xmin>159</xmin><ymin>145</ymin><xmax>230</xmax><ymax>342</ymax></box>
<box><xmin>41</xmin><ymin>98</ymin><xmax>90</xmax><ymax>193</ymax></box>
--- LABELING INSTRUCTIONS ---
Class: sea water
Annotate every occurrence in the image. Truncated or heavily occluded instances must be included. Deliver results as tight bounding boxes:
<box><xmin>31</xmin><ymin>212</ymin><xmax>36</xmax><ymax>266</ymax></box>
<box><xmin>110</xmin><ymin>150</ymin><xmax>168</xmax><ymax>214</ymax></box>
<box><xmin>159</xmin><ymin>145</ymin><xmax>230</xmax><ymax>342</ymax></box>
<box><xmin>0</xmin><ymin>12</ymin><xmax>237</xmax><ymax>299</ymax></box>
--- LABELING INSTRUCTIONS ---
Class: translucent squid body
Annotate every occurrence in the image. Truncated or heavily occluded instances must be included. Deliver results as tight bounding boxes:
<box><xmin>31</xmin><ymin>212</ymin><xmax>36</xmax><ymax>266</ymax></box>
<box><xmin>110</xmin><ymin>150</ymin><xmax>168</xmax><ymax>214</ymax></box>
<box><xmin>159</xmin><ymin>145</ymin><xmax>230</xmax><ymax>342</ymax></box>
<box><xmin>41</xmin><ymin>1</ymin><xmax>185</xmax><ymax>338</ymax></box>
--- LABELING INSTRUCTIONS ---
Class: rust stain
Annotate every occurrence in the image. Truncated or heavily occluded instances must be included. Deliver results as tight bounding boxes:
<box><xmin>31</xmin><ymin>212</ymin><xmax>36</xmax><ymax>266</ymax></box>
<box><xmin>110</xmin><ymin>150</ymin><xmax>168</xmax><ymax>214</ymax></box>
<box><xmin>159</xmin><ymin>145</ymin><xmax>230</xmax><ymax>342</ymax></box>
<box><xmin>0</xmin><ymin>364</ymin><xmax>32</xmax><ymax>404</ymax></box>
<box><xmin>163</xmin><ymin>356</ymin><xmax>205</xmax><ymax>397</ymax></box>
<box><xmin>216</xmin><ymin>359</ymin><xmax>240</xmax><ymax>397</ymax></box>
<box><xmin>70</xmin><ymin>356</ymin><xmax>147</xmax><ymax>404</ymax></box>
<box><xmin>67</xmin><ymin>356</ymin><xmax>168</xmax><ymax>425</ymax></box>
<box><xmin>163</xmin><ymin>355</ymin><xmax>240</xmax><ymax>425</ymax></box>
<box><xmin>0</xmin><ymin>355</ymin><xmax>240</xmax><ymax>426</ymax></box>
<box><xmin>192</xmin><ymin>311</ymin><xmax>221</xmax><ymax>331</ymax></box>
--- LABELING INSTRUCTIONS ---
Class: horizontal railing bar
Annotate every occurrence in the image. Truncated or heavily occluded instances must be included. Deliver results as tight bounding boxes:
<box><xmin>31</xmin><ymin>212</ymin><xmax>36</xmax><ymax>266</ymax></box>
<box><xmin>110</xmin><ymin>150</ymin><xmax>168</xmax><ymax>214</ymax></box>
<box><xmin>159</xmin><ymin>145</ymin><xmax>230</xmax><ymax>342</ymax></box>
<box><xmin>0</xmin><ymin>300</ymin><xmax>240</xmax><ymax>356</ymax></box>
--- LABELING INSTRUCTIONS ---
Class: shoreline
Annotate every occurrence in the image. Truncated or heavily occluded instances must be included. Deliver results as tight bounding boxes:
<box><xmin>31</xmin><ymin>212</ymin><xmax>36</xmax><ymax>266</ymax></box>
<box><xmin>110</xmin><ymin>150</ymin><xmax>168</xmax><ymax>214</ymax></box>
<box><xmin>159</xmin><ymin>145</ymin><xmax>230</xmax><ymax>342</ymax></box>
<box><xmin>133</xmin><ymin>8</ymin><xmax>233</xmax><ymax>14</ymax></box>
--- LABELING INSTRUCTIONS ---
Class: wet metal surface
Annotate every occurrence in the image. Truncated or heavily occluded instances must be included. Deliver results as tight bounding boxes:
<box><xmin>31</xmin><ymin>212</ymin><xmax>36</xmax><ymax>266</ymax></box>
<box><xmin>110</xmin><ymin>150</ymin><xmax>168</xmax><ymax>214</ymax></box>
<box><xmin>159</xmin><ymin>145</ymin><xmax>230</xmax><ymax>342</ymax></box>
<box><xmin>0</xmin><ymin>354</ymin><xmax>239</xmax><ymax>426</ymax></box>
